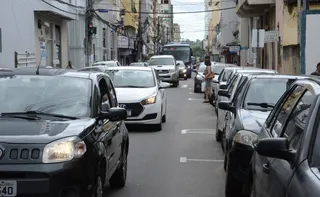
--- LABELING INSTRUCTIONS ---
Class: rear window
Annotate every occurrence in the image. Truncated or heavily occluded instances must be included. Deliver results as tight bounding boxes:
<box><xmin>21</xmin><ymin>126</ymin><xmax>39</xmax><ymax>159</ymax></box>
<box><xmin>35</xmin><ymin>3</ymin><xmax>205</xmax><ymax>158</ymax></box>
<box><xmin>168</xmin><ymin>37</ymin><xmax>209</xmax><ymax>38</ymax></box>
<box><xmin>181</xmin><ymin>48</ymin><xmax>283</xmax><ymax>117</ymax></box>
<box><xmin>149</xmin><ymin>58</ymin><xmax>174</xmax><ymax>66</ymax></box>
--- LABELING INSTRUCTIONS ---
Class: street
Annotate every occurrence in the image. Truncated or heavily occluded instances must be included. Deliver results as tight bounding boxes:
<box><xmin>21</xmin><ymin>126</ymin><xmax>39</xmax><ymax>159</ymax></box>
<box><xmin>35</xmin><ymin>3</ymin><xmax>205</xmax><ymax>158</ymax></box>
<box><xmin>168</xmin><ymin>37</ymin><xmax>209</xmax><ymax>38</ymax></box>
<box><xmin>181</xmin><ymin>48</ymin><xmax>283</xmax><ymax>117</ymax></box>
<box><xmin>106</xmin><ymin>77</ymin><xmax>225</xmax><ymax>197</ymax></box>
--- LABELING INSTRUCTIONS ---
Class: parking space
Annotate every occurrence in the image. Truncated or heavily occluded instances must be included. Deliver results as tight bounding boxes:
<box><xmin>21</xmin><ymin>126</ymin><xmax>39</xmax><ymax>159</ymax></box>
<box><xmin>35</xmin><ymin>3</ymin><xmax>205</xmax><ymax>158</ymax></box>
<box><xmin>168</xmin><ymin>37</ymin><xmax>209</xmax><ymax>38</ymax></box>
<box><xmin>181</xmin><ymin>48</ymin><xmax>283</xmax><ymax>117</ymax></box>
<box><xmin>106</xmin><ymin>78</ymin><xmax>225</xmax><ymax>197</ymax></box>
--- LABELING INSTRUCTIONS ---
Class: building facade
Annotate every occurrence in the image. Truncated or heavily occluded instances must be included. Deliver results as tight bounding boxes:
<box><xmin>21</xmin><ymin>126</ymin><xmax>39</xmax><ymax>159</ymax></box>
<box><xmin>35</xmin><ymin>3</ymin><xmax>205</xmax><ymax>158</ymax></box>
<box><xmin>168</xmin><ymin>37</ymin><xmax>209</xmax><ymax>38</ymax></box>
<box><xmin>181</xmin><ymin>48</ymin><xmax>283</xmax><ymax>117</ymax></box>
<box><xmin>0</xmin><ymin>0</ymin><xmax>80</xmax><ymax>68</ymax></box>
<box><xmin>159</xmin><ymin>0</ymin><xmax>173</xmax><ymax>44</ymax></box>
<box><xmin>173</xmin><ymin>23</ymin><xmax>181</xmax><ymax>42</ymax></box>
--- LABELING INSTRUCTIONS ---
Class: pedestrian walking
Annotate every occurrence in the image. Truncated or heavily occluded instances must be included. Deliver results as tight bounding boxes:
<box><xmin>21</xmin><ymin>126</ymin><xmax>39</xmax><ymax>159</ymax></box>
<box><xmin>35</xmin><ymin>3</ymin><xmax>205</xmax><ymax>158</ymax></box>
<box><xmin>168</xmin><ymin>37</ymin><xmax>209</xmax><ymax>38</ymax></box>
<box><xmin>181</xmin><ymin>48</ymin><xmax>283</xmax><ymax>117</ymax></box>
<box><xmin>66</xmin><ymin>61</ymin><xmax>73</xmax><ymax>69</ymax></box>
<box><xmin>310</xmin><ymin>63</ymin><xmax>320</xmax><ymax>76</ymax></box>
<box><xmin>203</xmin><ymin>56</ymin><xmax>214</xmax><ymax>103</ymax></box>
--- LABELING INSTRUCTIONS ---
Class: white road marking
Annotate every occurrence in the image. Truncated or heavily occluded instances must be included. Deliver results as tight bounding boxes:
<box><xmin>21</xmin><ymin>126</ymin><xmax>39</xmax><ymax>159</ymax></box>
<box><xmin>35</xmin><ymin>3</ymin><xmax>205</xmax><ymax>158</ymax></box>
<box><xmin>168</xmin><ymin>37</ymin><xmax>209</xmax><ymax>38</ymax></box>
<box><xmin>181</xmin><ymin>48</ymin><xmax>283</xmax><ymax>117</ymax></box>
<box><xmin>181</xmin><ymin>85</ymin><xmax>188</xmax><ymax>88</ymax></box>
<box><xmin>180</xmin><ymin>157</ymin><xmax>223</xmax><ymax>163</ymax></box>
<box><xmin>188</xmin><ymin>98</ymin><xmax>203</xmax><ymax>101</ymax></box>
<box><xmin>181</xmin><ymin>129</ymin><xmax>215</xmax><ymax>134</ymax></box>
<box><xmin>189</xmin><ymin>92</ymin><xmax>194</xmax><ymax>94</ymax></box>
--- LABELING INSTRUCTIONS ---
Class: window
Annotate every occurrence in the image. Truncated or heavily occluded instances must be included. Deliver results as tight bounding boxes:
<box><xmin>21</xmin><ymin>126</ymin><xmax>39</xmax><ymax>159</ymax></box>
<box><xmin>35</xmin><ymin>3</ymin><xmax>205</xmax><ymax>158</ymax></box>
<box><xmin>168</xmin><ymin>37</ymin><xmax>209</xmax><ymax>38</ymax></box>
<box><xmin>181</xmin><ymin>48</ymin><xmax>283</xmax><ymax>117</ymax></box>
<box><xmin>149</xmin><ymin>58</ymin><xmax>174</xmax><ymax>66</ymax></box>
<box><xmin>98</xmin><ymin>78</ymin><xmax>111</xmax><ymax>110</ymax></box>
<box><xmin>282</xmin><ymin>90</ymin><xmax>314</xmax><ymax>150</ymax></box>
<box><xmin>106</xmin><ymin>78</ymin><xmax>118</xmax><ymax>107</ymax></box>
<box><xmin>228</xmin><ymin>74</ymin><xmax>240</xmax><ymax>95</ymax></box>
<box><xmin>269</xmin><ymin>86</ymin><xmax>305</xmax><ymax>137</ymax></box>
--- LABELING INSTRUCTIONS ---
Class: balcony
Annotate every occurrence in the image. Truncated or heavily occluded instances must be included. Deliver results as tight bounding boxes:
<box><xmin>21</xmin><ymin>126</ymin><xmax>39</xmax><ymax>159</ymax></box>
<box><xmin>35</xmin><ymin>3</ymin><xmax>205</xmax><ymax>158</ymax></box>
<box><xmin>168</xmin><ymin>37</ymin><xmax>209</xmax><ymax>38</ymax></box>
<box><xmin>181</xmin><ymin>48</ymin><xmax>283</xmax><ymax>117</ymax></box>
<box><xmin>236</xmin><ymin>0</ymin><xmax>275</xmax><ymax>18</ymax></box>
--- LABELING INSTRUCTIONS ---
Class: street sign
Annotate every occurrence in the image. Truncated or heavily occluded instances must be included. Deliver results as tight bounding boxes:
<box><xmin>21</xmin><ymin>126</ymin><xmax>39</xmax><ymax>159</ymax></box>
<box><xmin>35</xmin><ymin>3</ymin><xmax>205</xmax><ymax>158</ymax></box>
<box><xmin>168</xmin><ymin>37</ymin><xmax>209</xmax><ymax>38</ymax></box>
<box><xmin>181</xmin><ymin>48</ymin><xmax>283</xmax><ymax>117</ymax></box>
<box><xmin>264</xmin><ymin>30</ymin><xmax>278</xmax><ymax>43</ymax></box>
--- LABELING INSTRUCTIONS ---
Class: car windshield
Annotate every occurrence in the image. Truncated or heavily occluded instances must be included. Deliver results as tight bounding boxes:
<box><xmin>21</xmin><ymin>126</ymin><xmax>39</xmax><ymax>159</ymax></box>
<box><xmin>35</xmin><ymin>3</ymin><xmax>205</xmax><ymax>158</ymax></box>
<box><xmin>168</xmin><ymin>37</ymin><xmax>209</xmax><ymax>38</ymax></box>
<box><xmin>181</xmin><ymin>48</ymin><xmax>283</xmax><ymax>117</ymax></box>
<box><xmin>106</xmin><ymin>69</ymin><xmax>155</xmax><ymax>88</ymax></box>
<box><xmin>212</xmin><ymin>66</ymin><xmax>224</xmax><ymax>74</ymax></box>
<box><xmin>93</xmin><ymin>62</ymin><xmax>114</xmax><ymax>67</ymax></box>
<box><xmin>162</xmin><ymin>46</ymin><xmax>190</xmax><ymax>62</ymax></box>
<box><xmin>149</xmin><ymin>58</ymin><xmax>174</xmax><ymax>66</ymax></box>
<box><xmin>0</xmin><ymin>76</ymin><xmax>91</xmax><ymax>117</ymax></box>
<box><xmin>243</xmin><ymin>78</ymin><xmax>289</xmax><ymax>110</ymax></box>
<box><xmin>129</xmin><ymin>63</ymin><xmax>144</xmax><ymax>67</ymax></box>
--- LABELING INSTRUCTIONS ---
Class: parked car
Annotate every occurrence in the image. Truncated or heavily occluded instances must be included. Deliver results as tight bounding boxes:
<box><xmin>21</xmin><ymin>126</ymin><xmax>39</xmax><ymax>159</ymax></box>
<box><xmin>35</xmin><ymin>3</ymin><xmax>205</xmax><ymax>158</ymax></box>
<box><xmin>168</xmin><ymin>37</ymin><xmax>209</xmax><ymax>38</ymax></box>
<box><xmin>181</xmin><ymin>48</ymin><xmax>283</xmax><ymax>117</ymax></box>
<box><xmin>79</xmin><ymin>65</ymin><xmax>109</xmax><ymax>72</ymax></box>
<box><xmin>129</xmin><ymin>62</ymin><xmax>148</xmax><ymax>67</ymax></box>
<box><xmin>177</xmin><ymin>60</ymin><xmax>188</xmax><ymax>80</ymax></box>
<box><xmin>251</xmin><ymin>77</ymin><xmax>320</xmax><ymax>197</ymax></box>
<box><xmin>93</xmin><ymin>60</ymin><xmax>121</xmax><ymax>67</ymax></box>
<box><xmin>215</xmin><ymin>68</ymin><xmax>278</xmax><ymax>113</ymax></box>
<box><xmin>193</xmin><ymin>61</ymin><xmax>220</xmax><ymax>93</ymax></box>
<box><xmin>106</xmin><ymin>66</ymin><xmax>170</xmax><ymax>131</ymax></box>
<box><xmin>218</xmin><ymin>74</ymin><xmax>306</xmax><ymax>197</ymax></box>
<box><xmin>148</xmin><ymin>55</ymin><xmax>180</xmax><ymax>87</ymax></box>
<box><xmin>0</xmin><ymin>67</ymin><xmax>129</xmax><ymax>197</ymax></box>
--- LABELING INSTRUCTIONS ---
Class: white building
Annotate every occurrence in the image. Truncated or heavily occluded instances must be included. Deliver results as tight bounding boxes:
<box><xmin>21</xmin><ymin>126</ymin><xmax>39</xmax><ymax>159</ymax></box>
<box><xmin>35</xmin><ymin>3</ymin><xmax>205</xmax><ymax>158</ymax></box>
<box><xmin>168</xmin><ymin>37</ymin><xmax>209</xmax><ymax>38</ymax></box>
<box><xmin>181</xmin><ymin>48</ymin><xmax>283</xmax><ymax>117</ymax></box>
<box><xmin>0</xmin><ymin>0</ymin><xmax>82</xmax><ymax>68</ymax></box>
<box><xmin>159</xmin><ymin>0</ymin><xmax>173</xmax><ymax>43</ymax></box>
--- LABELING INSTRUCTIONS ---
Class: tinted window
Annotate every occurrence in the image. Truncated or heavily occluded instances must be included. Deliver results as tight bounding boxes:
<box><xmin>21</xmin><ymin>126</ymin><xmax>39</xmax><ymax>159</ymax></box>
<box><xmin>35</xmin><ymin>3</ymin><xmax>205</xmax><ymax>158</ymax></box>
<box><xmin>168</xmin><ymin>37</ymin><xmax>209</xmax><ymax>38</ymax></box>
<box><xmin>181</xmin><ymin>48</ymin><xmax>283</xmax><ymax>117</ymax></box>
<box><xmin>228</xmin><ymin>74</ymin><xmax>240</xmax><ymax>95</ymax></box>
<box><xmin>282</xmin><ymin>90</ymin><xmax>313</xmax><ymax>150</ymax></box>
<box><xmin>106</xmin><ymin>69</ymin><xmax>155</xmax><ymax>88</ymax></box>
<box><xmin>149</xmin><ymin>58</ymin><xmax>174</xmax><ymax>66</ymax></box>
<box><xmin>269</xmin><ymin>86</ymin><xmax>305</xmax><ymax>137</ymax></box>
<box><xmin>222</xmin><ymin>70</ymin><xmax>233</xmax><ymax>82</ymax></box>
<box><xmin>0</xmin><ymin>76</ymin><xmax>91</xmax><ymax>117</ymax></box>
<box><xmin>93</xmin><ymin>62</ymin><xmax>114</xmax><ymax>67</ymax></box>
<box><xmin>243</xmin><ymin>78</ymin><xmax>289</xmax><ymax>111</ymax></box>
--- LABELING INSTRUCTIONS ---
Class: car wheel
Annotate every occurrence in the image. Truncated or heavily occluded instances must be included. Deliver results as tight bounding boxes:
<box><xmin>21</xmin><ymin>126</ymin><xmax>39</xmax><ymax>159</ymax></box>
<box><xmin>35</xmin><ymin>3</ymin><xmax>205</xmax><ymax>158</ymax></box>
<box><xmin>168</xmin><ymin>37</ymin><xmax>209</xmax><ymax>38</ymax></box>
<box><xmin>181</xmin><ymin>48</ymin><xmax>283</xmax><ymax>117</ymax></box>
<box><xmin>173</xmin><ymin>80</ymin><xmax>179</xmax><ymax>87</ymax></box>
<box><xmin>215</xmin><ymin>121</ymin><xmax>222</xmax><ymax>142</ymax></box>
<box><xmin>184</xmin><ymin>77</ymin><xmax>187</xmax><ymax>80</ymax></box>
<box><xmin>92</xmin><ymin>176</ymin><xmax>103</xmax><ymax>197</ymax></box>
<box><xmin>109</xmin><ymin>148</ymin><xmax>128</xmax><ymax>188</ymax></box>
<box><xmin>225</xmin><ymin>154</ymin><xmax>243</xmax><ymax>197</ymax></box>
<box><xmin>162</xmin><ymin>114</ymin><xmax>166</xmax><ymax>123</ymax></box>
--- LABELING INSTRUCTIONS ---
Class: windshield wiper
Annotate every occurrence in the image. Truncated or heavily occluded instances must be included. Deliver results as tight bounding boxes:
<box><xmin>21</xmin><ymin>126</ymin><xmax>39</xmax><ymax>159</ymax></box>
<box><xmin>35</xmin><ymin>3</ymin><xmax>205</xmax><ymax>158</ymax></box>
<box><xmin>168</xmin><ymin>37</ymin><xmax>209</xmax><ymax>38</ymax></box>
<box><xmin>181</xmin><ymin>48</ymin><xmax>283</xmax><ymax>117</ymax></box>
<box><xmin>1</xmin><ymin>111</ymin><xmax>78</xmax><ymax>120</ymax></box>
<box><xmin>247</xmin><ymin>102</ymin><xmax>275</xmax><ymax>108</ymax></box>
<box><xmin>117</xmin><ymin>85</ymin><xmax>148</xmax><ymax>88</ymax></box>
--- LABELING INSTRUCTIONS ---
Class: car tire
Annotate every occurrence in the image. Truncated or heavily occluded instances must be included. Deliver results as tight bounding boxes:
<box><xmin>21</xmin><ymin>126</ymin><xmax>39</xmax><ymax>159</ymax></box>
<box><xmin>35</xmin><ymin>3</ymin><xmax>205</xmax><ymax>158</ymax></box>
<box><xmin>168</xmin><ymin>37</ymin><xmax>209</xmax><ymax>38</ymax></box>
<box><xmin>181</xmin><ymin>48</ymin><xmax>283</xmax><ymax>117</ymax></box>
<box><xmin>184</xmin><ymin>77</ymin><xmax>187</xmax><ymax>80</ymax></box>
<box><xmin>162</xmin><ymin>114</ymin><xmax>166</xmax><ymax>123</ymax></box>
<box><xmin>225</xmin><ymin>154</ymin><xmax>243</xmax><ymax>197</ymax></box>
<box><xmin>91</xmin><ymin>176</ymin><xmax>103</xmax><ymax>197</ymax></box>
<box><xmin>109</xmin><ymin>148</ymin><xmax>128</xmax><ymax>188</ymax></box>
<box><xmin>173</xmin><ymin>80</ymin><xmax>179</xmax><ymax>87</ymax></box>
<box><xmin>215</xmin><ymin>121</ymin><xmax>222</xmax><ymax>142</ymax></box>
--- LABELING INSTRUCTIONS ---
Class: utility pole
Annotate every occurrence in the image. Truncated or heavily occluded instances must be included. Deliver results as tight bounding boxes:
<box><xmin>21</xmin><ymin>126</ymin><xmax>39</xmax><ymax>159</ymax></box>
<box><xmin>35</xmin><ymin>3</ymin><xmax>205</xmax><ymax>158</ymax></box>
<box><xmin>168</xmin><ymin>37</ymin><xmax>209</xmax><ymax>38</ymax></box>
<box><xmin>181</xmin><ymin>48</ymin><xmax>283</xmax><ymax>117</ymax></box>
<box><xmin>85</xmin><ymin>0</ymin><xmax>94</xmax><ymax>67</ymax></box>
<box><xmin>303</xmin><ymin>0</ymin><xmax>310</xmax><ymax>10</ymax></box>
<box><xmin>136</xmin><ymin>0</ymin><xmax>143</xmax><ymax>61</ymax></box>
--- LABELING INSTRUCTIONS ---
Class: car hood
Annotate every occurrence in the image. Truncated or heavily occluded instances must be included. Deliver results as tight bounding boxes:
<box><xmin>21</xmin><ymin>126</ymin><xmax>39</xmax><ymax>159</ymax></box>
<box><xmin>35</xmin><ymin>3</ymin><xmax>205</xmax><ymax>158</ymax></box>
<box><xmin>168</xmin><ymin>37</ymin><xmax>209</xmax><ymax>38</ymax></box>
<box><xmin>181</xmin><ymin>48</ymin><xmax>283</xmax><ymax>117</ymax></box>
<box><xmin>239</xmin><ymin>109</ymin><xmax>270</xmax><ymax>134</ymax></box>
<box><xmin>149</xmin><ymin>65</ymin><xmax>174</xmax><ymax>70</ymax></box>
<box><xmin>116</xmin><ymin>87</ymin><xmax>157</xmax><ymax>103</ymax></box>
<box><xmin>0</xmin><ymin>117</ymin><xmax>95</xmax><ymax>144</ymax></box>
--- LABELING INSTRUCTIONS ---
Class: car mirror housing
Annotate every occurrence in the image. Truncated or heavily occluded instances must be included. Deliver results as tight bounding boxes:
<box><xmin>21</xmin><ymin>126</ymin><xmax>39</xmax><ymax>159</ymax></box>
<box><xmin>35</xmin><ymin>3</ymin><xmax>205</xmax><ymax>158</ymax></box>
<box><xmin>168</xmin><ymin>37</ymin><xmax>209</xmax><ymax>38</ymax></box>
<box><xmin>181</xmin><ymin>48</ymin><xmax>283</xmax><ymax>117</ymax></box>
<box><xmin>218</xmin><ymin>101</ymin><xmax>235</xmax><ymax>113</ymax></box>
<box><xmin>256</xmin><ymin>138</ymin><xmax>295</xmax><ymax>162</ymax></box>
<box><xmin>100</xmin><ymin>107</ymin><xmax>127</xmax><ymax>121</ymax></box>
<box><xmin>160</xmin><ymin>82</ymin><xmax>170</xmax><ymax>89</ymax></box>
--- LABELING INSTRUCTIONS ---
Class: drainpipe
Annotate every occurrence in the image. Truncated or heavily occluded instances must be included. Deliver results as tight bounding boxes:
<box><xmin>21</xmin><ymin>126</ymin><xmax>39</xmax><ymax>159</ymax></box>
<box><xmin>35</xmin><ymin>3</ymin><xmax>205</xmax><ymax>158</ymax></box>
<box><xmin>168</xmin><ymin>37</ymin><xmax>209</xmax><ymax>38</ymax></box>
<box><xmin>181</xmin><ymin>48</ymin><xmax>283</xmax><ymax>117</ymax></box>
<box><xmin>252</xmin><ymin>17</ymin><xmax>258</xmax><ymax>67</ymax></box>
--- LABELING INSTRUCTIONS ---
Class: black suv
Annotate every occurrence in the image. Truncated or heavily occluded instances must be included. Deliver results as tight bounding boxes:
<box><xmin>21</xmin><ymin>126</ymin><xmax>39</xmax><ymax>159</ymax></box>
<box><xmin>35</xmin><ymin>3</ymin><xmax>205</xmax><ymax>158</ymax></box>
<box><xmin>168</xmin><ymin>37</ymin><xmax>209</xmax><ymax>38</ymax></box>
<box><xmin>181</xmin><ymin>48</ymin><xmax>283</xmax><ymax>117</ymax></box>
<box><xmin>0</xmin><ymin>67</ymin><xmax>129</xmax><ymax>197</ymax></box>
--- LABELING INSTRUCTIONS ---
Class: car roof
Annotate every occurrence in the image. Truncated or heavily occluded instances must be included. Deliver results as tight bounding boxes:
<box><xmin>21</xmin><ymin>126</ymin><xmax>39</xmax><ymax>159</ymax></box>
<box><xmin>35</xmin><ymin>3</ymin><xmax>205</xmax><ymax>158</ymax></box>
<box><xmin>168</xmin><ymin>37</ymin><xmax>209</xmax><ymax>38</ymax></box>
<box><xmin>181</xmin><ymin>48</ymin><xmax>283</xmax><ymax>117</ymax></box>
<box><xmin>250</xmin><ymin>73</ymin><xmax>309</xmax><ymax>79</ymax></box>
<box><xmin>80</xmin><ymin>65</ymin><xmax>107</xmax><ymax>70</ymax></box>
<box><xmin>150</xmin><ymin>55</ymin><xmax>174</xmax><ymax>59</ymax></box>
<box><xmin>236</xmin><ymin>69</ymin><xmax>276</xmax><ymax>73</ymax></box>
<box><xmin>93</xmin><ymin>61</ymin><xmax>115</xmax><ymax>64</ymax></box>
<box><xmin>223</xmin><ymin>66</ymin><xmax>256</xmax><ymax>70</ymax></box>
<box><xmin>0</xmin><ymin>67</ymin><xmax>102</xmax><ymax>79</ymax></box>
<box><xmin>107</xmin><ymin>66</ymin><xmax>152</xmax><ymax>71</ymax></box>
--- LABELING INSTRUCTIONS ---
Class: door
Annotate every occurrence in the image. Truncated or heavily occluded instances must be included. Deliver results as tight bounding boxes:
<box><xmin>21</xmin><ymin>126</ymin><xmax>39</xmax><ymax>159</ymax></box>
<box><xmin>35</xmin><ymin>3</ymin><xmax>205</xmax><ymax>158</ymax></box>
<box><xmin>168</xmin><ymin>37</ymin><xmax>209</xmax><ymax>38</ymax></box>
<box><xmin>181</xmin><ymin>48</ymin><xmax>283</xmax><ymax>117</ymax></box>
<box><xmin>98</xmin><ymin>77</ymin><xmax>118</xmax><ymax>172</ymax></box>
<box><xmin>105</xmin><ymin>77</ymin><xmax>122</xmax><ymax>168</ymax></box>
<box><xmin>254</xmin><ymin>86</ymin><xmax>313</xmax><ymax>197</ymax></box>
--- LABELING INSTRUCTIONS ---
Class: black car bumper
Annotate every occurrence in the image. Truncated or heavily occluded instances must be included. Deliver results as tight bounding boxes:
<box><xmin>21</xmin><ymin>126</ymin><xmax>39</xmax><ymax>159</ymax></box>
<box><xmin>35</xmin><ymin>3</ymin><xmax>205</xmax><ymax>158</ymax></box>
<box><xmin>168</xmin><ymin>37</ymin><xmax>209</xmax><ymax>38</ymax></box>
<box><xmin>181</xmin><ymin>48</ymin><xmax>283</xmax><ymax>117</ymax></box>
<box><xmin>228</xmin><ymin>142</ymin><xmax>254</xmax><ymax>184</ymax></box>
<box><xmin>0</xmin><ymin>158</ymin><xmax>95</xmax><ymax>197</ymax></box>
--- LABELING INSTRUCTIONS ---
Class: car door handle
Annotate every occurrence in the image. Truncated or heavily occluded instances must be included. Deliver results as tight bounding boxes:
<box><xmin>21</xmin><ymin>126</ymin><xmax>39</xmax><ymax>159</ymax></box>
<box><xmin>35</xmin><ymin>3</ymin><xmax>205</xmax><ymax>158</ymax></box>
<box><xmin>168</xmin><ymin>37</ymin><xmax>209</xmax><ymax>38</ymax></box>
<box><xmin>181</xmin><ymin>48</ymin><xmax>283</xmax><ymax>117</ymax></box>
<box><xmin>263</xmin><ymin>163</ymin><xmax>270</xmax><ymax>174</ymax></box>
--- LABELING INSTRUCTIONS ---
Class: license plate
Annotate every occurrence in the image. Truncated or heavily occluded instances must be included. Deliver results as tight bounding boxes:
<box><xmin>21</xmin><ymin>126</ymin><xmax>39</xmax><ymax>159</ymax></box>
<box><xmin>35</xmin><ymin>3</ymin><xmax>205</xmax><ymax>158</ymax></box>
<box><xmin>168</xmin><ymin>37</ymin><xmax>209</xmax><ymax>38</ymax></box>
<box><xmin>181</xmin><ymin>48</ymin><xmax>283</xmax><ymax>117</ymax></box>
<box><xmin>127</xmin><ymin>110</ymin><xmax>132</xmax><ymax>116</ymax></box>
<box><xmin>0</xmin><ymin>180</ymin><xmax>17</xmax><ymax>196</ymax></box>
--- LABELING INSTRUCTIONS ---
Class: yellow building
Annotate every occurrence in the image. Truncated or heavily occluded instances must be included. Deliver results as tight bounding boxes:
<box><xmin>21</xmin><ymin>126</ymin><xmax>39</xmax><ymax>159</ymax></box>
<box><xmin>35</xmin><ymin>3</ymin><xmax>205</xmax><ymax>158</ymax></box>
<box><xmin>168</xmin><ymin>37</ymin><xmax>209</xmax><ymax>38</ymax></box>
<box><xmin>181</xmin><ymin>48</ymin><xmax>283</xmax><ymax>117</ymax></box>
<box><xmin>208</xmin><ymin>0</ymin><xmax>220</xmax><ymax>55</ymax></box>
<box><xmin>122</xmin><ymin>0</ymin><xmax>138</xmax><ymax>32</ymax></box>
<box><xmin>278</xmin><ymin>1</ymin><xmax>320</xmax><ymax>74</ymax></box>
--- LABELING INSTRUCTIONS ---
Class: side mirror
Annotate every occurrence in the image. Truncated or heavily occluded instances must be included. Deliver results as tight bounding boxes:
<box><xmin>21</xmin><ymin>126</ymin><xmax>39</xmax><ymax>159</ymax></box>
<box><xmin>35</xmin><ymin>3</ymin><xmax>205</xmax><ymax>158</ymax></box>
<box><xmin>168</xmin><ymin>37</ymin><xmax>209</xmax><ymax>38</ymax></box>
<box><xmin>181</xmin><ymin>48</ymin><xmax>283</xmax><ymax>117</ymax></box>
<box><xmin>100</xmin><ymin>107</ymin><xmax>127</xmax><ymax>121</ymax></box>
<box><xmin>160</xmin><ymin>82</ymin><xmax>170</xmax><ymax>89</ymax></box>
<box><xmin>220</xmin><ymin>84</ymin><xmax>228</xmax><ymax>89</ymax></box>
<box><xmin>176</xmin><ymin>63</ymin><xmax>180</xmax><ymax>66</ymax></box>
<box><xmin>218</xmin><ymin>101</ymin><xmax>235</xmax><ymax>113</ymax></box>
<box><xmin>218</xmin><ymin>90</ymin><xmax>230</xmax><ymax>98</ymax></box>
<box><xmin>256</xmin><ymin>138</ymin><xmax>295</xmax><ymax>162</ymax></box>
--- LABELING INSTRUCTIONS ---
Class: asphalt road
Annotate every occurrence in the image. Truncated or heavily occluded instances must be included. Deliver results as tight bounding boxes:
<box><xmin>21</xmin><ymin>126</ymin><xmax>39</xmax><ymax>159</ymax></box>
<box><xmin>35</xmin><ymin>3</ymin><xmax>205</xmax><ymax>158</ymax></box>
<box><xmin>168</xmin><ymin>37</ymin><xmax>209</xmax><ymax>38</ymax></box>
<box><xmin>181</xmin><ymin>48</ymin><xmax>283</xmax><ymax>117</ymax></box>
<box><xmin>106</xmin><ymin>77</ymin><xmax>225</xmax><ymax>197</ymax></box>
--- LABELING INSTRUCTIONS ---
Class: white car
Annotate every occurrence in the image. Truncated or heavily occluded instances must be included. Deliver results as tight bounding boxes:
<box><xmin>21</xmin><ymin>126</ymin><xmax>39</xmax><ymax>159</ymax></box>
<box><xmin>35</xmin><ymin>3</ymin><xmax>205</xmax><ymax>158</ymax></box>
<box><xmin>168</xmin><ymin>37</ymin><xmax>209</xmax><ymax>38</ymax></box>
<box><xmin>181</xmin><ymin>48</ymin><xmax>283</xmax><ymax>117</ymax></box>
<box><xmin>106</xmin><ymin>66</ymin><xmax>170</xmax><ymax>131</ymax></box>
<box><xmin>92</xmin><ymin>60</ymin><xmax>121</xmax><ymax>67</ymax></box>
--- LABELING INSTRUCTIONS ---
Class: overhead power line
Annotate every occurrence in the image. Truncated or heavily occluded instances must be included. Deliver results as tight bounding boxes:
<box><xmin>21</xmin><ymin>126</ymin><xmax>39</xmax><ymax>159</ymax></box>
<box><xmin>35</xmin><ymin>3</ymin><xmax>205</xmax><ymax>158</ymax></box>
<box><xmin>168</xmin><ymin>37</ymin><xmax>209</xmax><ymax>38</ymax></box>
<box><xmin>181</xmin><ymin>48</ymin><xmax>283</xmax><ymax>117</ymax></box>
<box><xmin>106</xmin><ymin>7</ymin><xmax>236</xmax><ymax>15</ymax></box>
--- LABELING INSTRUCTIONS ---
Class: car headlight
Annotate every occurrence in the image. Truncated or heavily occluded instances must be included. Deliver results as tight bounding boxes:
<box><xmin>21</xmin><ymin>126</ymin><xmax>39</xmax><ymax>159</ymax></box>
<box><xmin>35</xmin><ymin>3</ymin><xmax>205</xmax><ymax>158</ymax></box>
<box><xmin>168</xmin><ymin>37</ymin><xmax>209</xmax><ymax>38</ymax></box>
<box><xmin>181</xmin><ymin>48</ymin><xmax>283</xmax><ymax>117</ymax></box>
<box><xmin>182</xmin><ymin>69</ymin><xmax>187</xmax><ymax>73</ymax></box>
<box><xmin>196</xmin><ymin>75</ymin><xmax>204</xmax><ymax>80</ymax></box>
<box><xmin>169</xmin><ymin>69</ymin><xmax>175</xmax><ymax>73</ymax></box>
<box><xmin>141</xmin><ymin>93</ymin><xmax>157</xmax><ymax>105</ymax></box>
<box><xmin>42</xmin><ymin>136</ymin><xmax>86</xmax><ymax>163</ymax></box>
<box><xmin>233</xmin><ymin>130</ymin><xmax>258</xmax><ymax>147</ymax></box>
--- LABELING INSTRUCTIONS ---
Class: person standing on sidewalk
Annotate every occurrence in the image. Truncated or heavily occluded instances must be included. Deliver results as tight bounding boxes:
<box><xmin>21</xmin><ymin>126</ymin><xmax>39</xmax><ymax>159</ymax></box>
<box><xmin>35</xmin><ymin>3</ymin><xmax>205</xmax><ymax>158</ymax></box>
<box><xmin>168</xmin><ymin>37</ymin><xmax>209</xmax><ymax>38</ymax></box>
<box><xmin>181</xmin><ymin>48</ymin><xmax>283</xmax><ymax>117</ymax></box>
<box><xmin>311</xmin><ymin>63</ymin><xmax>320</xmax><ymax>76</ymax></box>
<box><xmin>203</xmin><ymin>57</ymin><xmax>214</xmax><ymax>103</ymax></box>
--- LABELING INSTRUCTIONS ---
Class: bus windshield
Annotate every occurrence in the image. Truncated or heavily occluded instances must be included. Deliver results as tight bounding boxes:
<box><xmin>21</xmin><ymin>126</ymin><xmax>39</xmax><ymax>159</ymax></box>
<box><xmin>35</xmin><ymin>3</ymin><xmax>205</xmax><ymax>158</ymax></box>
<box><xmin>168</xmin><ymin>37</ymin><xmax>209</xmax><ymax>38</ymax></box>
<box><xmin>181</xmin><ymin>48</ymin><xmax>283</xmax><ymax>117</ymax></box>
<box><xmin>162</xmin><ymin>46</ymin><xmax>190</xmax><ymax>63</ymax></box>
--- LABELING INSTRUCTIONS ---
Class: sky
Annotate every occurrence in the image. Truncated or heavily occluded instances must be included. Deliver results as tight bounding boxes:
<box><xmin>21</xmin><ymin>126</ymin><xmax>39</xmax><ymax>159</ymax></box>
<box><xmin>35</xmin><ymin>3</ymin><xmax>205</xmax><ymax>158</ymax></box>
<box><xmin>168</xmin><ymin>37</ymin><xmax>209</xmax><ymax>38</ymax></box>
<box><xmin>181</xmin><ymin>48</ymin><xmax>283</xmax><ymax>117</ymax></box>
<box><xmin>172</xmin><ymin>0</ymin><xmax>205</xmax><ymax>41</ymax></box>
